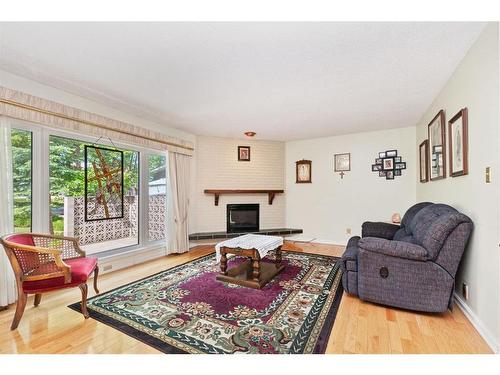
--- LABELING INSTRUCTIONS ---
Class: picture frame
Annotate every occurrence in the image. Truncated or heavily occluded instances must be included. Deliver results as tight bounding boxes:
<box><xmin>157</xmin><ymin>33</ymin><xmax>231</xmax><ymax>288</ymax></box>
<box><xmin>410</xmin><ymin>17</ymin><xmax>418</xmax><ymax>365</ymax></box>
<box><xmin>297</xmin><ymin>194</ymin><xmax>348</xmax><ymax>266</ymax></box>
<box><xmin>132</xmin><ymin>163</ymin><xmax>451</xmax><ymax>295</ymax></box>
<box><xmin>334</xmin><ymin>153</ymin><xmax>351</xmax><ymax>172</ymax></box>
<box><xmin>383</xmin><ymin>158</ymin><xmax>394</xmax><ymax>170</ymax></box>
<box><xmin>395</xmin><ymin>156</ymin><xmax>402</xmax><ymax>163</ymax></box>
<box><xmin>395</xmin><ymin>162</ymin><xmax>406</xmax><ymax>170</ymax></box>
<box><xmin>419</xmin><ymin>140</ymin><xmax>429</xmax><ymax>183</ymax></box>
<box><xmin>378</xmin><ymin>151</ymin><xmax>386</xmax><ymax>158</ymax></box>
<box><xmin>428</xmin><ymin>110</ymin><xmax>446</xmax><ymax>181</ymax></box>
<box><xmin>375</xmin><ymin>158</ymin><xmax>383</xmax><ymax>164</ymax></box>
<box><xmin>296</xmin><ymin>159</ymin><xmax>312</xmax><ymax>183</ymax></box>
<box><xmin>448</xmin><ymin>108</ymin><xmax>468</xmax><ymax>177</ymax></box>
<box><xmin>372</xmin><ymin>164</ymin><xmax>382</xmax><ymax>171</ymax></box>
<box><xmin>379</xmin><ymin>171</ymin><xmax>386</xmax><ymax>177</ymax></box>
<box><xmin>386</xmin><ymin>150</ymin><xmax>397</xmax><ymax>157</ymax></box>
<box><xmin>395</xmin><ymin>170</ymin><xmax>402</xmax><ymax>176</ymax></box>
<box><xmin>238</xmin><ymin>146</ymin><xmax>251</xmax><ymax>161</ymax></box>
<box><xmin>386</xmin><ymin>170</ymin><xmax>394</xmax><ymax>180</ymax></box>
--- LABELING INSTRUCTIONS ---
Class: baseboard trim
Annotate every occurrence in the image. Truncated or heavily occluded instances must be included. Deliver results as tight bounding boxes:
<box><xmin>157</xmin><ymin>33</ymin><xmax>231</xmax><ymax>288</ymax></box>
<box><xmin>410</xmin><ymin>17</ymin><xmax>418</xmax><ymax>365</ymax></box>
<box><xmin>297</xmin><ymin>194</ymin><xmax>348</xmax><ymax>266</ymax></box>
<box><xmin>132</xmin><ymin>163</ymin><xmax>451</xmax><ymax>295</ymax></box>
<box><xmin>97</xmin><ymin>244</ymin><xmax>167</xmax><ymax>275</ymax></box>
<box><xmin>453</xmin><ymin>292</ymin><xmax>498</xmax><ymax>353</ymax></box>
<box><xmin>311</xmin><ymin>238</ymin><xmax>346</xmax><ymax>246</ymax></box>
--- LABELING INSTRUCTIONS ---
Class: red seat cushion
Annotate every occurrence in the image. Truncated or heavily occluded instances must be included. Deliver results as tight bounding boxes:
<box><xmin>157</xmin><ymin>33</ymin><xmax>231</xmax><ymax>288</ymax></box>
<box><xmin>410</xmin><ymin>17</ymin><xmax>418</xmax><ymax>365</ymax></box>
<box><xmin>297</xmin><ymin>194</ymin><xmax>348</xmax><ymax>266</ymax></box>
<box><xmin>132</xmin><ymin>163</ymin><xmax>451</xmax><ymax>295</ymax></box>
<box><xmin>23</xmin><ymin>257</ymin><xmax>97</xmax><ymax>293</ymax></box>
<box><xmin>8</xmin><ymin>233</ymin><xmax>35</xmax><ymax>246</ymax></box>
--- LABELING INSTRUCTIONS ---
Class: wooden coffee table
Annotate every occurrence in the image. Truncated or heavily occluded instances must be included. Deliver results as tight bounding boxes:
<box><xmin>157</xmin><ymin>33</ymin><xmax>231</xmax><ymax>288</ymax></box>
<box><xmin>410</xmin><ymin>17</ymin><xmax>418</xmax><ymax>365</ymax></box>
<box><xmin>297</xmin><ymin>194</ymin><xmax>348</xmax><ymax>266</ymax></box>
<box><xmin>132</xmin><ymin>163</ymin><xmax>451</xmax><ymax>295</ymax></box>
<box><xmin>215</xmin><ymin>234</ymin><xmax>284</xmax><ymax>289</ymax></box>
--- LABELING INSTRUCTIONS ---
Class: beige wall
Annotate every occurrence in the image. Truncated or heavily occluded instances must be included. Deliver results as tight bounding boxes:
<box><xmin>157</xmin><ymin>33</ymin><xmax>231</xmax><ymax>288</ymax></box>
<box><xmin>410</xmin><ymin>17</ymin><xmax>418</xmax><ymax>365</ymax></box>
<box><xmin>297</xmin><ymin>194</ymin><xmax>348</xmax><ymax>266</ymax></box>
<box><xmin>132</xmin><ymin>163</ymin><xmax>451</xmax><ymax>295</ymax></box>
<box><xmin>415</xmin><ymin>23</ymin><xmax>499</xmax><ymax>350</ymax></box>
<box><xmin>285</xmin><ymin>126</ymin><xmax>417</xmax><ymax>244</ymax></box>
<box><xmin>191</xmin><ymin>136</ymin><xmax>285</xmax><ymax>233</ymax></box>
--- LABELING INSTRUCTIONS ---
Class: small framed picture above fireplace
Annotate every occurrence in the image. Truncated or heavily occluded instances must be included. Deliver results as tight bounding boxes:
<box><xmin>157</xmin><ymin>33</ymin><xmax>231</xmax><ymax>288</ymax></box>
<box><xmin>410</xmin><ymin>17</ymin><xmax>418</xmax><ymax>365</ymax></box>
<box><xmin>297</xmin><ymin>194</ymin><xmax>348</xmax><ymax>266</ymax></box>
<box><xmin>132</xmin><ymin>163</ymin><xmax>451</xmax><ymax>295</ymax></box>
<box><xmin>238</xmin><ymin>146</ymin><xmax>251</xmax><ymax>161</ymax></box>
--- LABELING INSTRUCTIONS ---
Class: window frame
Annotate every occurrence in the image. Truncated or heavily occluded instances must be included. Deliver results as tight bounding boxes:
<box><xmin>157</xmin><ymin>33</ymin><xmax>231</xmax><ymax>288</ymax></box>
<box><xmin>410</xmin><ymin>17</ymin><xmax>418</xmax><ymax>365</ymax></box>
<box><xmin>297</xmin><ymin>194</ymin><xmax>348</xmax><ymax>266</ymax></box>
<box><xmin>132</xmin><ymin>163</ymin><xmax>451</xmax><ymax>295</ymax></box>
<box><xmin>10</xmin><ymin>118</ymin><xmax>167</xmax><ymax>256</ymax></box>
<box><xmin>10</xmin><ymin>126</ymin><xmax>34</xmax><ymax>233</ymax></box>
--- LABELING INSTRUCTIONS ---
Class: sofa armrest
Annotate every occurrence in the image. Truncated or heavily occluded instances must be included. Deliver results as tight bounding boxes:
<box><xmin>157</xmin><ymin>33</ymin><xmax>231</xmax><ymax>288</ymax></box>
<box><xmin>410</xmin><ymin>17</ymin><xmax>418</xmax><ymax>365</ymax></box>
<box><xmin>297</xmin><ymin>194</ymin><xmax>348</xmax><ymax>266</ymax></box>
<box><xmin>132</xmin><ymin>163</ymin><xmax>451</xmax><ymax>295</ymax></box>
<box><xmin>361</xmin><ymin>222</ymin><xmax>400</xmax><ymax>240</ymax></box>
<box><xmin>358</xmin><ymin>237</ymin><xmax>428</xmax><ymax>261</ymax></box>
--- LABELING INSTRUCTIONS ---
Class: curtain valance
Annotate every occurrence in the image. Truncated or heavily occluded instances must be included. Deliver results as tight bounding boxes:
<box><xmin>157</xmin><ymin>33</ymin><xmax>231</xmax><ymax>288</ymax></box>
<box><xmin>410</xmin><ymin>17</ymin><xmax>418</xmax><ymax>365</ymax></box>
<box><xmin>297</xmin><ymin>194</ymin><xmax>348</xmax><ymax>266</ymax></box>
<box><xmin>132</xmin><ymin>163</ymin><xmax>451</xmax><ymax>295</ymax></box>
<box><xmin>0</xmin><ymin>86</ymin><xmax>194</xmax><ymax>156</ymax></box>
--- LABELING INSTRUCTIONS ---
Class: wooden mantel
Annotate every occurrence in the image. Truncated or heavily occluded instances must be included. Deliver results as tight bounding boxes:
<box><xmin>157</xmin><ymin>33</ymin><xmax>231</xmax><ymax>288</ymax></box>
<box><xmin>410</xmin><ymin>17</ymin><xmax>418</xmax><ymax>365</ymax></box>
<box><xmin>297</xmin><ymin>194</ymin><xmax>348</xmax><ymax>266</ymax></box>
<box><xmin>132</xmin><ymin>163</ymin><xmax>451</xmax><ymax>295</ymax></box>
<box><xmin>204</xmin><ymin>189</ymin><xmax>284</xmax><ymax>206</ymax></box>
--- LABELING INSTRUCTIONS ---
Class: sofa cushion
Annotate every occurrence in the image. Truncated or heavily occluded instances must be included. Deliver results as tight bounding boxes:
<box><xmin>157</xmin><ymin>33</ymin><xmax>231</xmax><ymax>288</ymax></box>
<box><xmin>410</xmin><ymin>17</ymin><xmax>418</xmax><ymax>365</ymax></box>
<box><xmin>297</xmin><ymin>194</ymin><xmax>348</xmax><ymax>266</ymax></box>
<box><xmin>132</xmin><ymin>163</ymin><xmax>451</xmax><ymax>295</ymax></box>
<box><xmin>361</xmin><ymin>222</ymin><xmax>400</xmax><ymax>239</ymax></box>
<box><xmin>392</xmin><ymin>231</ymin><xmax>417</xmax><ymax>243</ymax></box>
<box><xmin>408</xmin><ymin>204</ymin><xmax>471</xmax><ymax>259</ymax></box>
<box><xmin>23</xmin><ymin>257</ymin><xmax>97</xmax><ymax>293</ymax></box>
<box><xmin>358</xmin><ymin>237</ymin><xmax>428</xmax><ymax>261</ymax></box>
<box><xmin>342</xmin><ymin>236</ymin><xmax>360</xmax><ymax>271</ymax></box>
<box><xmin>400</xmin><ymin>202</ymin><xmax>433</xmax><ymax>234</ymax></box>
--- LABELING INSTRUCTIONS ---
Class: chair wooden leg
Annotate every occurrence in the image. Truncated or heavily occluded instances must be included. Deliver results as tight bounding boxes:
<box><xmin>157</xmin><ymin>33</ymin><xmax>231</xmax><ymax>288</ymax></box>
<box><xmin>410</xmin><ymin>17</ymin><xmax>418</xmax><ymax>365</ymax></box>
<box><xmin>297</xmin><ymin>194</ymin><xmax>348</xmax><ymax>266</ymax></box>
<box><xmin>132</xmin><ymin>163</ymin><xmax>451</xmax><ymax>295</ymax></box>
<box><xmin>34</xmin><ymin>293</ymin><xmax>42</xmax><ymax>307</ymax></box>
<box><xmin>79</xmin><ymin>283</ymin><xmax>89</xmax><ymax>319</ymax></box>
<box><xmin>93</xmin><ymin>266</ymin><xmax>100</xmax><ymax>294</ymax></box>
<box><xmin>11</xmin><ymin>292</ymin><xmax>27</xmax><ymax>330</ymax></box>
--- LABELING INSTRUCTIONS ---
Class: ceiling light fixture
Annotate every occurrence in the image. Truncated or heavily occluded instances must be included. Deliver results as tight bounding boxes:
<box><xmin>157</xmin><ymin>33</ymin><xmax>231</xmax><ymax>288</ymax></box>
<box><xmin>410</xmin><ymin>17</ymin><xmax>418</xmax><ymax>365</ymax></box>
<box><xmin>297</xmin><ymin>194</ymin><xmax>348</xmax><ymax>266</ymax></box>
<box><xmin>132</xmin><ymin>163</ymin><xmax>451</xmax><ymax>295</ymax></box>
<box><xmin>244</xmin><ymin>131</ymin><xmax>256</xmax><ymax>137</ymax></box>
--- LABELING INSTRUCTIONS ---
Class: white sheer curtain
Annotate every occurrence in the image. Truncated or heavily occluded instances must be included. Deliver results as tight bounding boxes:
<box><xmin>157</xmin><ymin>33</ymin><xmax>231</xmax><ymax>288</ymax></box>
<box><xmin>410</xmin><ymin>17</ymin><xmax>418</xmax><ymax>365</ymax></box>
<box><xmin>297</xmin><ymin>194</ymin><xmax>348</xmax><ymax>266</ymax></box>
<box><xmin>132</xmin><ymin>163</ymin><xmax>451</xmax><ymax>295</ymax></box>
<box><xmin>166</xmin><ymin>151</ymin><xmax>191</xmax><ymax>254</ymax></box>
<box><xmin>0</xmin><ymin>116</ymin><xmax>17</xmax><ymax>308</ymax></box>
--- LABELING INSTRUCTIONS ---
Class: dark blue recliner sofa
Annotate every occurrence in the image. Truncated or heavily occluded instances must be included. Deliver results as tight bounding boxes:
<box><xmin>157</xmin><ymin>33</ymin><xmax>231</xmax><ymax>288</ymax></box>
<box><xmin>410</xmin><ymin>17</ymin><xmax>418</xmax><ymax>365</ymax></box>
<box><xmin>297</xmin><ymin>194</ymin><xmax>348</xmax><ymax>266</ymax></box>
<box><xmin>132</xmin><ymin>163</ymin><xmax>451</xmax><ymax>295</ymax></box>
<box><xmin>341</xmin><ymin>202</ymin><xmax>473</xmax><ymax>312</ymax></box>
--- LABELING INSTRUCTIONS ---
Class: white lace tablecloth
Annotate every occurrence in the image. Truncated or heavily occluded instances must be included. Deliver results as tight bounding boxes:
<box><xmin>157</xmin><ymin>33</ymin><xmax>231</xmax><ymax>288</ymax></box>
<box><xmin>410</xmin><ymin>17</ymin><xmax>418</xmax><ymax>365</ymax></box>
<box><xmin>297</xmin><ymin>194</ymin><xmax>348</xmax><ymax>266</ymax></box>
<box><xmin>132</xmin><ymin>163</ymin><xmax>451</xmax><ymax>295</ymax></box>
<box><xmin>214</xmin><ymin>234</ymin><xmax>284</xmax><ymax>263</ymax></box>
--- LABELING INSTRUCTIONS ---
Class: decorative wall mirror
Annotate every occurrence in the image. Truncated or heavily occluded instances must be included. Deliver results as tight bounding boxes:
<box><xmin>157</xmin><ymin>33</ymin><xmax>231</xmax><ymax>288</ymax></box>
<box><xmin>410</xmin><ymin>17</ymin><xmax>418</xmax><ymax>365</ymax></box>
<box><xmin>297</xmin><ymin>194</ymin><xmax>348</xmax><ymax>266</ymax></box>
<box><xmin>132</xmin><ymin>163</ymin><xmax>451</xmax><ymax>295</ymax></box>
<box><xmin>295</xmin><ymin>159</ymin><xmax>312</xmax><ymax>183</ymax></box>
<box><xmin>427</xmin><ymin>110</ymin><xmax>446</xmax><ymax>181</ymax></box>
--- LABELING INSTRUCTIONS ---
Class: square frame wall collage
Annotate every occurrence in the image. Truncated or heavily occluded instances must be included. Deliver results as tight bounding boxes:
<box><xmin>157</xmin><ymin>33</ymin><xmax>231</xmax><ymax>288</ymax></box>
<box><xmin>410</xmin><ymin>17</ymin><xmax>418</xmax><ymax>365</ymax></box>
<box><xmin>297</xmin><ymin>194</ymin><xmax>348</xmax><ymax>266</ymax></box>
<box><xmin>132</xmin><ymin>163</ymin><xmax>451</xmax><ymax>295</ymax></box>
<box><xmin>371</xmin><ymin>150</ymin><xmax>406</xmax><ymax>180</ymax></box>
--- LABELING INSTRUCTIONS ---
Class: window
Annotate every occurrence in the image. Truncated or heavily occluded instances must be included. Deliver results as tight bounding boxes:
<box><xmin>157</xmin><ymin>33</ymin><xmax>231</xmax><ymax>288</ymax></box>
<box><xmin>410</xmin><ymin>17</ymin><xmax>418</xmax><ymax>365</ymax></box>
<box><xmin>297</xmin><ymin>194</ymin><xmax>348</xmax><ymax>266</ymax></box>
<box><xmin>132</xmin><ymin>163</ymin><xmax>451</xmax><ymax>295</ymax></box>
<box><xmin>11</xmin><ymin>129</ymin><xmax>32</xmax><ymax>233</ymax></box>
<box><xmin>148</xmin><ymin>154</ymin><xmax>167</xmax><ymax>241</ymax></box>
<box><xmin>49</xmin><ymin>135</ymin><xmax>140</xmax><ymax>254</ymax></box>
<box><xmin>9</xmin><ymin>120</ymin><xmax>166</xmax><ymax>256</ymax></box>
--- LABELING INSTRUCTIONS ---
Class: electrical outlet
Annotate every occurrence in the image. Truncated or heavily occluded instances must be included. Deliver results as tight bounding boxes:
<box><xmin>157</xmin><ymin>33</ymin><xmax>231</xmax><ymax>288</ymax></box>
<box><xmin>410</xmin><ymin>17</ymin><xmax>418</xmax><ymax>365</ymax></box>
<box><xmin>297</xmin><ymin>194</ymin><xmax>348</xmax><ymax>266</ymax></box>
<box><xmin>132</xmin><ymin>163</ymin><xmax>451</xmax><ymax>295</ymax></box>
<box><xmin>103</xmin><ymin>265</ymin><xmax>113</xmax><ymax>272</ymax></box>
<box><xmin>462</xmin><ymin>282</ymin><xmax>469</xmax><ymax>300</ymax></box>
<box><xmin>346</xmin><ymin>228</ymin><xmax>351</xmax><ymax>235</ymax></box>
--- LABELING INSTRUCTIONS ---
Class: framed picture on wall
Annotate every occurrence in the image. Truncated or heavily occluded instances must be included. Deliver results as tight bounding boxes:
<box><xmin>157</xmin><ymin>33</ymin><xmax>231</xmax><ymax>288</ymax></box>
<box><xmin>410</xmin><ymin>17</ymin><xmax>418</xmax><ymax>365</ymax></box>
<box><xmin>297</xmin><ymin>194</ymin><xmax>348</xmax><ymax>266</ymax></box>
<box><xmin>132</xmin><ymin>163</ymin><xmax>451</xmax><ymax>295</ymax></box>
<box><xmin>419</xmin><ymin>140</ymin><xmax>429</xmax><ymax>183</ymax></box>
<box><xmin>296</xmin><ymin>159</ymin><xmax>312</xmax><ymax>183</ymax></box>
<box><xmin>448</xmin><ymin>108</ymin><xmax>468</xmax><ymax>177</ymax></box>
<box><xmin>383</xmin><ymin>158</ymin><xmax>394</xmax><ymax>170</ymax></box>
<box><xmin>238</xmin><ymin>146</ymin><xmax>251</xmax><ymax>161</ymax></box>
<box><xmin>428</xmin><ymin>110</ymin><xmax>446</xmax><ymax>180</ymax></box>
<box><xmin>334</xmin><ymin>153</ymin><xmax>351</xmax><ymax>172</ymax></box>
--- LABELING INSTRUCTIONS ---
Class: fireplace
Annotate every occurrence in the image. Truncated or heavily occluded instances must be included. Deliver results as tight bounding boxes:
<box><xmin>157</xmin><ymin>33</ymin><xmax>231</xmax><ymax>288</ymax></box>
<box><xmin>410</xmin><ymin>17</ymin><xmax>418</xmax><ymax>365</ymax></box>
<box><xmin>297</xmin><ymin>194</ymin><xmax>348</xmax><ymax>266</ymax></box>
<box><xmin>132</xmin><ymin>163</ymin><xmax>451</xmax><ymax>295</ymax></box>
<box><xmin>226</xmin><ymin>204</ymin><xmax>259</xmax><ymax>233</ymax></box>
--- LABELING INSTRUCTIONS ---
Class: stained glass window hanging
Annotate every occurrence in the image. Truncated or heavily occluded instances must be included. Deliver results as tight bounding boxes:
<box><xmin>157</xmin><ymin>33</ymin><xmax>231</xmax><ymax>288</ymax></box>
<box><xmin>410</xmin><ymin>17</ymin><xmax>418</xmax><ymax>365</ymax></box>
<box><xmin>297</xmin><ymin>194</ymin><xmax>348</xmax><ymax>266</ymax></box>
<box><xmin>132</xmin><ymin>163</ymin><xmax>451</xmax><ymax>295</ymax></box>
<box><xmin>84</xmin><ymin>145</ymin><xmax>124</xmax><ymax>221</ymax></box>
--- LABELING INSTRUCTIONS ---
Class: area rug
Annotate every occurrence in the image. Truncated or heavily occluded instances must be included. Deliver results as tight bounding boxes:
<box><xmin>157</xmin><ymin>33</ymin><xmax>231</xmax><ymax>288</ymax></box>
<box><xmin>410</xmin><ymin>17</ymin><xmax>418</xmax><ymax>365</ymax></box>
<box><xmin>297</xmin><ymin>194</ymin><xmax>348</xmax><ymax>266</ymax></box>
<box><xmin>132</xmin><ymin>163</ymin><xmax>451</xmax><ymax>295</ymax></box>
<box><xmin>69</xmin><ymin>250</ymin><xmax>343</xmax><ymax>354</ymax></box>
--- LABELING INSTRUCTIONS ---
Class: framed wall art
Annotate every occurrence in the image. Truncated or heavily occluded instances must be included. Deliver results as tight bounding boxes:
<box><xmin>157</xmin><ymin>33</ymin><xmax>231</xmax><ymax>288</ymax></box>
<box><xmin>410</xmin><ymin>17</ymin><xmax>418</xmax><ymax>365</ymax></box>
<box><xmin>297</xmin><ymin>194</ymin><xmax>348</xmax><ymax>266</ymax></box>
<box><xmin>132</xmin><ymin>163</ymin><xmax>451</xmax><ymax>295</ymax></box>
<box><xmin>296</xmin><ymin>159</ymin><xmax>312</xmax><ymax>183</ymax></box>
<box><xmin>419</xmin><ymin>140</ymin><xmax>429</xmax><ymax>183</ymax></box>
<box><xmin>371</xmin><ymin>149</ymin><xmax>406</xmax><ymax>180</ymax></box>
<box><xmin>428</xmin><ymin>110</ymin><xmax>446</xmax><ymax>180</ymax></box>
<box><xmin>448</xmin><ymin>108</ymin><xmax>468</xmax><ymax>177</ymax></box>
<box><xmin>238</xmin><ymin>146</ymin><xmax>251</xmax><ymax>161</ymax></box>
<box><xmin>334</xmin><ymin>153</ymin><xmax>350</xmax><ymax>178</ymax></box>
<box><xmin>84</xmin><ymin>145</ymin><xmax>124</xmax><ymax>221</ymax></box>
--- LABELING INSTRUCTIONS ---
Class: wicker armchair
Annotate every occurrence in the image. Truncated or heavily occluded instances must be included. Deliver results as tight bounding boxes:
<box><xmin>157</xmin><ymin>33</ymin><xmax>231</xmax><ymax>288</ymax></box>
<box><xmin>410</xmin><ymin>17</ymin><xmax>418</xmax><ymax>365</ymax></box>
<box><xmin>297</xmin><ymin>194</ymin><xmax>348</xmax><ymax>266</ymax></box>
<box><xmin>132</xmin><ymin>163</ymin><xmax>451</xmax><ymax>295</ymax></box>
<box><xmin>0</xmin><ymin>233</ymin><xmax>99</xmax><ymax>330</ymax></box>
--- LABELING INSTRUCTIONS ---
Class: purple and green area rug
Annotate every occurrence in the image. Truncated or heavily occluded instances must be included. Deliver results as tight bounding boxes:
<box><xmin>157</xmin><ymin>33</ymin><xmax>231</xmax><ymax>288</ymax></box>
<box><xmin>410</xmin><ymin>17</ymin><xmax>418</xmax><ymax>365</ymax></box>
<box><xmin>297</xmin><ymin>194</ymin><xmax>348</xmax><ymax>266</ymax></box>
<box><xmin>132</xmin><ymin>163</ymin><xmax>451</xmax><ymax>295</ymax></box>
<box><xmin>69</xmin><ymin>250</ymin><xmax>343</xmax><ymax>354</ymax></box>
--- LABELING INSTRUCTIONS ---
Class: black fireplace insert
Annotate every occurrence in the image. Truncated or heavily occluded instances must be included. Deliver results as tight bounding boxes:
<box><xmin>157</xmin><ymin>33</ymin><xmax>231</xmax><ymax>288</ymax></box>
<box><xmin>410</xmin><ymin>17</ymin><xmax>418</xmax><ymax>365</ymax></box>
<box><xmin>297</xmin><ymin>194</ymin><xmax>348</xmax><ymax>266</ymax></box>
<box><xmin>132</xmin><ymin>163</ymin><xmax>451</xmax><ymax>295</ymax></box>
<box><xmin>226</xmin><ymin>204</ymin><xmax>260</xmax><ymax>233</ymax></box>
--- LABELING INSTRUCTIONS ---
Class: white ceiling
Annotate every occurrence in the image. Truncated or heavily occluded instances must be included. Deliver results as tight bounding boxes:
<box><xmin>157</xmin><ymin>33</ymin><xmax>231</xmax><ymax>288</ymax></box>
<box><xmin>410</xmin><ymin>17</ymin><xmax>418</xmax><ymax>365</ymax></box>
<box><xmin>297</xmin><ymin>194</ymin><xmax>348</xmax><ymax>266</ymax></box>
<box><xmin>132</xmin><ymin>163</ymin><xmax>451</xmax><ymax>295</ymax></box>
<box><xmin>0</xmin><ymin>22</ymin><xmax>486</xmax><ymax>141</ymax></box>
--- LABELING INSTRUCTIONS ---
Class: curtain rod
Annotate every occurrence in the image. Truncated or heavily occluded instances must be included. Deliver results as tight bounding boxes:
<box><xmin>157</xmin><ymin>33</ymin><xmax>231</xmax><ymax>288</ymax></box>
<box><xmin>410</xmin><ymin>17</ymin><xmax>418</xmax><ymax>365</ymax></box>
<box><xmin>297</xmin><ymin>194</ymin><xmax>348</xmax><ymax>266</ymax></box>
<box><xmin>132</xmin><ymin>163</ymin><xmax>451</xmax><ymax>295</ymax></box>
<box><xmin>0</xmin><ymin>98</ymin><xmax>194</xmax><ymax>151</ymax></box>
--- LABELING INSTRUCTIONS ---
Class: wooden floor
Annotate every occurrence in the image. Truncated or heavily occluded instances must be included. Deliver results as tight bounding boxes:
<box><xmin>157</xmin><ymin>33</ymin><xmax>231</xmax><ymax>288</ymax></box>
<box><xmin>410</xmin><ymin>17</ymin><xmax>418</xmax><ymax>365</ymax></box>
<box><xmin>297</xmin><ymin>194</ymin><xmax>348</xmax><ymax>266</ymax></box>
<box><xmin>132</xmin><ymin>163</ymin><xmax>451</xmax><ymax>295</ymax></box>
<box><xmin>0</xmin><ymin>242</ymin><xmax>492</xmax><ymax>354</ymax></box>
